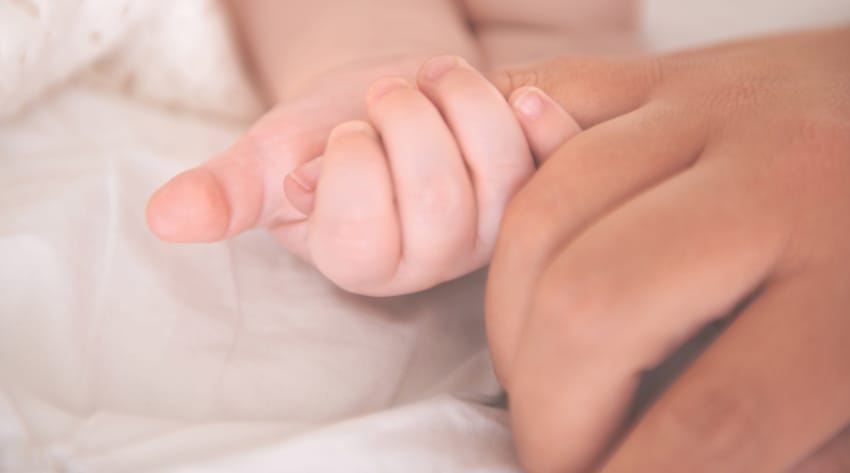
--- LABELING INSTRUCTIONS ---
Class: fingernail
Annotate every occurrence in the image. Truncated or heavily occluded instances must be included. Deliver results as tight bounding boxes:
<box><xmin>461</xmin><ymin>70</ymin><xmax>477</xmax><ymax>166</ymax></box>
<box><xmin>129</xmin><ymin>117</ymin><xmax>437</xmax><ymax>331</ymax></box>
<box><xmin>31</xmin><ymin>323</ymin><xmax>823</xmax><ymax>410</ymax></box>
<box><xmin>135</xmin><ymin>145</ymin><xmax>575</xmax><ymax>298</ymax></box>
<box><xmin>330</xmin><ymin>120</ymin><xmax>377</xmax><ymax>140</ymax></box>
<box><xmin>368</xmin><ymin>77</ymin><xmax>410</xmax><ymax>102</ymax></box>
<box><xmin>512</xmin><ymin>87</ymin><xmax>545</xmax><ymax>120</ymax></box>
<box><xmin>288</xmin><ymin>158</ymin><xmax>321</xmax><ymax>192</ymax></box>
<box><xmin>422</xmin><ymin>55</ymin><xmax>468</xmax><ymax>82</ymax></box>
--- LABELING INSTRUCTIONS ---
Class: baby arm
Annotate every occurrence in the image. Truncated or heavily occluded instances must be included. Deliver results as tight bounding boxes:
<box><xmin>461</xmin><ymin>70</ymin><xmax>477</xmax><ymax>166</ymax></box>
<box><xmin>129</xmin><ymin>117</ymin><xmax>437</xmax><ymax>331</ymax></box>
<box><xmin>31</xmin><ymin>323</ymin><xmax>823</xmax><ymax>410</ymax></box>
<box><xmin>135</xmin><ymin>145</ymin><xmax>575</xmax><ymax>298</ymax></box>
<box><xmin>226</xmin><ymin>0</ymin><xmax>480</xmax><ymax>101</ymax></box>
<box><xmin>467</xmin><ymin>0</ymin><xmax>643</xmax><ymax>70</ymax></box>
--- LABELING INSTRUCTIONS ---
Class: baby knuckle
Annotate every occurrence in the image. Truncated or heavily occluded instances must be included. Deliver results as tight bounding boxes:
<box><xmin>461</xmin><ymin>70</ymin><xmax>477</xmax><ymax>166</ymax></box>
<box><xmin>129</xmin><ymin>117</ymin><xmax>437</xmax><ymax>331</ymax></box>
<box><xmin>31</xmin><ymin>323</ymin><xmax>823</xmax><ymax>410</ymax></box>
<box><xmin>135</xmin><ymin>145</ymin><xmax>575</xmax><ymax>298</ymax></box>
<box><xmin>315</xmin><ymin>218</ymin><xmax>375</xmax><ymax>251</ymax></box>
<box><xmin>408</xmin><ymin>179</ymin><xmax>466</xmax><ymax>217</ymax></box>
<box><xmin>373</xmin><ymin>84</ymin><xmax>422</xmax><ymax>110</ymax></box>
<box><xmin>311</xmin><ymin>220</ymin><xmax>397</xmax><ymax>291</ymax></box>
<box><xmin>231</xmin><ymin>129</ymin><xmax>270</xmax><ymax>167</ymax></box>
<box><xmin>436</xmin><ymin>68</ymin><xmax>489</xmax><ymax>98</ymax></box>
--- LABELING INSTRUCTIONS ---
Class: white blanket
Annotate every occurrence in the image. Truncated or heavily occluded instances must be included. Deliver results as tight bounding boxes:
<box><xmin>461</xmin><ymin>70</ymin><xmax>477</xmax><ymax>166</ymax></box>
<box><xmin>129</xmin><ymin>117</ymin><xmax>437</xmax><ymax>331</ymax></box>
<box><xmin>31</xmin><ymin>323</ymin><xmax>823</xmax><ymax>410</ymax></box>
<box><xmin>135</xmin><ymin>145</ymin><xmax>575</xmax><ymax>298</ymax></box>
<box><xmin>1</xmin><ymin>1</ymin><xmax>847</xmax><ymax>472</ymax></box>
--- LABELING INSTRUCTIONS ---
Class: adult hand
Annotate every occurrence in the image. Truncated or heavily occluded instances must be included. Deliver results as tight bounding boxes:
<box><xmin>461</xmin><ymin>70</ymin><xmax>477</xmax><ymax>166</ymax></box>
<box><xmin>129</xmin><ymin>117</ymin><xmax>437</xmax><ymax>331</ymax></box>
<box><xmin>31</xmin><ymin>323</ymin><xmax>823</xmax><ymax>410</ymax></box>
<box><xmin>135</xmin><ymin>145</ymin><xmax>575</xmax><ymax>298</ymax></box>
<box><xmin>488</xmin><ymin>26</ymin><xmax>850</xmax><ymax>473</ymax></box>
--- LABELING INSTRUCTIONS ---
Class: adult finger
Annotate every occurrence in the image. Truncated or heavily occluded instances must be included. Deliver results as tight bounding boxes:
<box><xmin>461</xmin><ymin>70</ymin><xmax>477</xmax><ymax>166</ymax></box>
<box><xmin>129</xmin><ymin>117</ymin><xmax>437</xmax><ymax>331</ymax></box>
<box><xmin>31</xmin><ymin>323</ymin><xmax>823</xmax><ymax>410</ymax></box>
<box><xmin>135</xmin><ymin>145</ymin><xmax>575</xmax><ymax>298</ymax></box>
<box><xmin>600</xmin><ymin>268</ymin><xmax>850</xmax><ymax>473</ymax></box>
<box><xmin>509</xmin><ymin>86</ymin><xmax>582</xmax><ymax>163</ymax></box>
<box><xmin>491</xmin><ymin>55</ymin><xmax>663</xmax><ymax>128</ymax></box>
<box><xmin>507</xmin><ymin>157</ymin><xmax>789</xmax><ymax>473</ymax></box>
<box><xmin>487</xmin><ymin>102</ymin><xmax>706</xmax><ymax>384</ymax></box>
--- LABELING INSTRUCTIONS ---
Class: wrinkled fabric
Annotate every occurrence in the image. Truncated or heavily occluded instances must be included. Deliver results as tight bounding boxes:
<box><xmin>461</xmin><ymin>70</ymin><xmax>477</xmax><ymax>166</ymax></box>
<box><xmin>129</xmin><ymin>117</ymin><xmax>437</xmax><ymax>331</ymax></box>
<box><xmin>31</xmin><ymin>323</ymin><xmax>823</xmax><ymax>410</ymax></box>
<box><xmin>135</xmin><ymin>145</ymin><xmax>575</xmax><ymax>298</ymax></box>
<box><xmin>0</xmin><ymin>86</ymin><xmax>508</xmax><ymax>472</ymax></box>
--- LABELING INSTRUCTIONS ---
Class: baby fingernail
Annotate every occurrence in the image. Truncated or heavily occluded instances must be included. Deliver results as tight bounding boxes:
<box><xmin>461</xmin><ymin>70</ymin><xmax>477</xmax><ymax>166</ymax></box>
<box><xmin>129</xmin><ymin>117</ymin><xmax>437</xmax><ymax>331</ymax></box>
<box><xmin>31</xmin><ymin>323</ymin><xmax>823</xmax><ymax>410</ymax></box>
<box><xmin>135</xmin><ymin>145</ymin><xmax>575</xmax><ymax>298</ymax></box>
<box><xmin>422</xmin><ymin>55</ymin><xmax>469</xmax><ymax>82</ymax></box>
<box><xmin>288</xmin><ymin>158</ymin><xmax>321</xmax><ymax>192</ymax></box>
<box><xmin>512</xmin><ymin>87</ymin><xmax>545</xmax><ymax>120</ymax></box>
<box><xmin>285</xmin><ymin>158</ymin><xmax>323</xmax><ymax>216</ymax></box>
<box><xmin>330</xmin><ymin>120</ymin><xmax>377</xmax><ymax>139</ymax></box>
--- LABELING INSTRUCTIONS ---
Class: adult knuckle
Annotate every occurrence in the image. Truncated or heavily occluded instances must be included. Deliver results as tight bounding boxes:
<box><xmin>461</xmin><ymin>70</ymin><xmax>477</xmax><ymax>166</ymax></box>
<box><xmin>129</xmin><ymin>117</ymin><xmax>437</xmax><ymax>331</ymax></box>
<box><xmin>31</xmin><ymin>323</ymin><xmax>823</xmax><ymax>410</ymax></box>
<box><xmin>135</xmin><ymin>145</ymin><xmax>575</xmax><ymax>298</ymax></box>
<box><xmin>496</xmin><ymin>57</ymin><xmax>585</xmax><ymax>95</ymax></box>
<box><xmin>645</xmin><ymin>53</ymin><xmax>667</xmax><ymax>81</ymax></box>
<box><xmin>729</xmin><ymin>78</ymin><xmax>768</xmax><ymax>111</ymax></box>
<box><xmin>532</xmin><ymin>266</ymin><xmax>619</xmax><ymax>351</ymax></box>
<box><xmin>662</xmin><ymin>386</ymin><xmax>762</xmax><ymax>471</ymax></box>
<box><xmin>773</xmin><ymin>112</ymin><xmax>850</xmax><ymax>192</ymax></box>
<box><xmin>553</xmin><ymin>56</ymin><xmax>610</xmax><ymax>76</ymax></box>
<box><xmin>506</xmin><ymin>66</ymin><xmax>542</xmax><ymax>92</ymax></box>
<box><xmin>794</xmin><ymin>113</ymin><xmax>850</xmax><ymax>161</ymax></box>
<box><xmin>695</xmin><ymin>69</ymin><xmax>765</xmax><ymax>113</ymax></box>
<box><xmin>547</xmin><ymin>57</ymin><xmax>608</xmax><ymax>88</ymax></box>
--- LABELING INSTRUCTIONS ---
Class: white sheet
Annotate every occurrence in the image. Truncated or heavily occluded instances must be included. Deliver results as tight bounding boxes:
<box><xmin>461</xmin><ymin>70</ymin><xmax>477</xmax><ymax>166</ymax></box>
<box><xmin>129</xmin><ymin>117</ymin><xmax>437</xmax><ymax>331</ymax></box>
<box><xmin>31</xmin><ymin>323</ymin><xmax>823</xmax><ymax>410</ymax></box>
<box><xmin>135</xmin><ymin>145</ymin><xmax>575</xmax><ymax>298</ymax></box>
<box><xmin>0</xmin><ymin>85</ymin><xmax>508</xmax><ymax>472</ymax></box>
<box><xmin>2</xmin><ymin>2</ymin><xmax>848</xmax><ymax>472</ymax></box>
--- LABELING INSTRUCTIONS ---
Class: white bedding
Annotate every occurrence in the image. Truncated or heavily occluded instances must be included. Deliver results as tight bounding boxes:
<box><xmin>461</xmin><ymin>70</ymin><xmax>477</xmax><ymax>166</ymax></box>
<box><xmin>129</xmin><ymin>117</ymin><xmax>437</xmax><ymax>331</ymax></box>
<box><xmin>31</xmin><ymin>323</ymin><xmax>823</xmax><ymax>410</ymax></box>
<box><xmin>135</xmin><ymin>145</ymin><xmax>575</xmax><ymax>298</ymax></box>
<box><xmin>1</xmin><ymin>1</ymin><xmax>847</xmax><ymax>472</ymax></box>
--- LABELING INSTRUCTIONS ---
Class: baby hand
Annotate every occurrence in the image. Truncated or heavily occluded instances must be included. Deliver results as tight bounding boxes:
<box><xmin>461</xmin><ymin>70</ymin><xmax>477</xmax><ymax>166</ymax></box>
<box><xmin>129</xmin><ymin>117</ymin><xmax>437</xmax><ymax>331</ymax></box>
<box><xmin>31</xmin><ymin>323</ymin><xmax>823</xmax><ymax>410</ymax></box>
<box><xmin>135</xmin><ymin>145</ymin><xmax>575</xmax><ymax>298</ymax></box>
<box><xmin>146</xmin><ymin>56</ymin><xmax>434</xmax><ymax>254</ymax></box>
<box><xmin>284</xmin><ymin>56</ymin><xmax>579</xmax><ymax>295</ymax></box>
